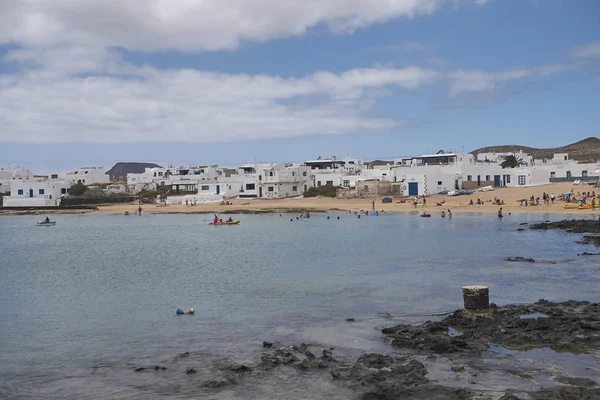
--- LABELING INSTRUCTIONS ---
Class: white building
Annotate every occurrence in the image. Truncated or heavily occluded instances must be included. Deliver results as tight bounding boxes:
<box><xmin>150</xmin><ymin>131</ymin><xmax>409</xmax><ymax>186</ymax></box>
<box><xmin>257</xmin><ymin>164</ymin><xmax>313</xmax><ymax>198</ymax></box>
<box><xmin>3</xmin><ymin>180</ymin><xmax>71</xmax><ymax>207</ymax></box>
<box><xmin>56</xmin><ymin>167</ymin><xmax>110</xmax><ymax>185</ymax></box>
<box><xmin>0</xmin><ymin>168</ymin><xmax>34</xmax><ymax>194</ymax></box>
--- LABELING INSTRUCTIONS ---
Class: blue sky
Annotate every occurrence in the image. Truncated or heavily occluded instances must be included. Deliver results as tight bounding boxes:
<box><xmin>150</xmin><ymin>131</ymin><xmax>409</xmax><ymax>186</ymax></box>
<box><xmin>0</xmin><ymin>0</ymin><xmax>599</xmax><ymax>172</ymax></box>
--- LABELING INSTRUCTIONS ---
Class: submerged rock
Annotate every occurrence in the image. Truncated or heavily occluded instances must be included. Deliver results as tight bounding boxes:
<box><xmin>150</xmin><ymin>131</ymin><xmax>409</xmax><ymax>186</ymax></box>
<box><xmin>505</xmin><ymin>256</ymin><xmax>535</xmax><ymax>263</ymax></box>
<box><xmin>576</xmin><ymin>236</ymin><xmax>600</xmax><ymax>246</ymax></box>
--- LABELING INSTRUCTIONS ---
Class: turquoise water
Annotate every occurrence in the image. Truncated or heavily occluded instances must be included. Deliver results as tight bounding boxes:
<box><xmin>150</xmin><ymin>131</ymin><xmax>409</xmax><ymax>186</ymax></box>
<box><xmin>0</xmin><ymin>212</ymin><xmax>598</xmax><ymax>399</ymax></box>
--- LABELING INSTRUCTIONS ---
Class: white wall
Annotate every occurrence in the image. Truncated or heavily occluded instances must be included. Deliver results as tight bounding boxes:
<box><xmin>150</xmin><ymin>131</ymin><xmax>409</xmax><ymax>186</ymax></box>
<box><xmin>61</xmin><ymin>167</ymin><xmax>109</xmax><ymax>185</ymax></box>
<box><xmin>4</xmin><ymin>180</ymin><xmax>70</xmax><ymax>207</ymax></box>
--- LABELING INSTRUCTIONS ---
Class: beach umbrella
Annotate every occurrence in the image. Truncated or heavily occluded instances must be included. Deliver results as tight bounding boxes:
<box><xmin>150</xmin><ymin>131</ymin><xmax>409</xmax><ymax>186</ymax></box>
<box><xmin>563</xmin><ymin>191</ymin><xmax>573</xmax><ymax>196</ymax></box>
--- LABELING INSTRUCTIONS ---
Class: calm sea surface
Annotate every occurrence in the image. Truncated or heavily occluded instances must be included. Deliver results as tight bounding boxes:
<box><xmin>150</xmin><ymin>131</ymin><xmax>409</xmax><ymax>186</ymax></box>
<box><xmin>1</xmin><ymin>212</ymin><xmax>599</xmax><ymax>399</ymax></box>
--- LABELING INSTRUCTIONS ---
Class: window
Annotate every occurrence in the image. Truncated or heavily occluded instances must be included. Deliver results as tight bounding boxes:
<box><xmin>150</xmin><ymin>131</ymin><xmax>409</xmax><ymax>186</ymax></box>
<box><xmin>269</xmin><ymin>171</ymin><xmax>273</xmax><ymax>177</ymax></box>
<box><xmin>364</xmin><ymin>185</ymin><xmax>369</xmax><ymax>192</ymax></box>
<box><xmin>259</xmin><ymin>175</ymin><xmax>262</xmax><ymax>181</ymax></box>
<box><xmin>292</xmin><ymin>186</ymin><xmax>298</xmax><ymax>191</ymax></box>
<box><xmin>154</xmin><ymin>172</ymin><xmax>157</xmax><ymax>177</ymax></box>
<box><xmin>268</xmin><ymin>186</ymin><xmax>274</xmax><ymax>192</ymax></box>
<box><xmin>292</xmin><ymin>172</ymin><xmax>295</xmax><ymax>176</ymax></box>
<box><xmin>343</xmin><ymin>180</ymin><xmax>350</xmax><ymax>187</ymax></box>
<box><xmin>582</xmin><ymin>170</ymin><xmax>588</xmax><ymax>177</ymax></box>
<box><xmin>504</xmin><ymin>175</ymin><xmax>511</xmax><ymax>184</ymax></box>
<box><xmin>39</xmin><ymin>189</ymin><xmax>45</xmax><ymax>195</ymax></box>
<box><xmin>467</xmin><ymin>175</ymin><xmax>472</xmax><ymax>181</ymax></box>
<box><xmin>158</xmin><ymin>172</ymin><xmax>163</xmax><ymax>176</ymax></box>
<box><xmin>246</xmin><ymin>183</ymin><xmax>255</xmax><ymax>190</ymax></box>
<box><xmin>550</xmin><ymin>172</ymin><xmax>555</xmax><ymax>178</ymax></box>
<box><xmin>518</xmin><ymin>175</ymin><xmax>526</xmax><ymax>185</ymax></box>
<box><xmin>326</xmin><ymin>181</ymin><xmax>333</xmax><ymax>186</ymax></box>
<box><xmin>303</xmin><ymin>171</ymin><xmax>307</xmax><ymax>177</ymax></box>
<box><xmin>317</xmin><ymin>181</ymin><xmax>321</xmax><ymax>187</ymax></box>
<box><xmin>131</xmin><ymin>177</ymin><xmax>136</xmax><ymax>182</ymax></box>
<box><xmin>304</xmin><ymin>185</ymin><xmax>307</xmax><ymax>191</ymax></box>
<box><xmin>18</xmin><ymin>189</ymin><xmax>23</xmax><ymax>195</ymax></box>
<box><xmin>437</xmin><ymin>181</ymin><xmax>443</xmax><ymax>185</ymax></box>
<box><xmin>485</xmin><ymin>175</ymin><xmax>490</xmax><ymax>181</ymax></box>
<box><xmin>51</xmin><ymin>174</ymin><xmax>58</xmax><ymax>179</ymax></box>
<box><xmin>61</xmin><ymin>188</ymin><xmax>67</xmax><ymax>194</ymax></box>
<box><xmin>201</xmin><ymin>185</ymin><xmax>210</xmax><ymax>191</ymax></box>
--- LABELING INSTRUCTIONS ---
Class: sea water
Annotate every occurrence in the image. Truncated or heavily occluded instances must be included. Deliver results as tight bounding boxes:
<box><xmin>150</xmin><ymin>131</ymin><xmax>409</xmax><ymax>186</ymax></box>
<box><xmin>0</xmin><ymin>212</ymin><xmax>598</xmax><ymax>399</ymax></box>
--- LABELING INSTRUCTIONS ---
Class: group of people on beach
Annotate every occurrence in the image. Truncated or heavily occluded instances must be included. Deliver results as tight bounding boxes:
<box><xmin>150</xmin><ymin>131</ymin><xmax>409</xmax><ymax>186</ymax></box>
<box><xmin>185</xmin><ymin>199</ymin><xmax>198</xmax><ymax>207</ymax></box>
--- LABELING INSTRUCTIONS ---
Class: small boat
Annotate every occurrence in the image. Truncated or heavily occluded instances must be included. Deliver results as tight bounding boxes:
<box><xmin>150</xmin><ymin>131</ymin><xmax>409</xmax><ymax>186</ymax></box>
<box><xmin>420</xmin><ymin>213</ymin><xmax>431</xmax><ymax>218</ymax></box>
<box><xmin>37</xmin><ymin>221</ymin><xmax>56</xmax><ymax>226</ymax></box>
<box><xmin>578</xmin><ymin>205</ymin><xmax>592</xmax><ymax>210</ymax></box>
<box><xmin>209</xmin><ymin>220</ymin><xmax>240</xmax><ymax>225</ymax></box>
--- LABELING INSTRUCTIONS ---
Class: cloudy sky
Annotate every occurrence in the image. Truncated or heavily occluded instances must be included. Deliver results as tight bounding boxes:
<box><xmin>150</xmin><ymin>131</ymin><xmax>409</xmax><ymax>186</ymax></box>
<box><xmin>0</xmin><ymin>0</ymin><xmax>598</xmax><ymax>172</ymax></box>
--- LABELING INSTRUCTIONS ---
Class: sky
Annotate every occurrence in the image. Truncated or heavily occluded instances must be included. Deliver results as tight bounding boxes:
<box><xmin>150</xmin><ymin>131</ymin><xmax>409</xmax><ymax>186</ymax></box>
<box><xmin>0</xmin><ymin>0</ymin><xmax>599</xmax><ymax>172</ymax></box>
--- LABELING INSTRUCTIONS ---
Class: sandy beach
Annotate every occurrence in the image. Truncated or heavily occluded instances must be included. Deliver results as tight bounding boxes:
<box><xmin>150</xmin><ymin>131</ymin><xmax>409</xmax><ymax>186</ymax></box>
<box><xmin>2</xmin><ymin>181</ymin><xmax>598</xmax><ymax>216</ymax></box>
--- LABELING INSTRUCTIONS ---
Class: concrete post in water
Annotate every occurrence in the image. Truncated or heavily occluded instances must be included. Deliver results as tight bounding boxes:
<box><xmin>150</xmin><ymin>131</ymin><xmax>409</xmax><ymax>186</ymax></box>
<box><xmin>462</xmin><ymin>285</ymin><xmax>489</xmax><ymax>310</ymax></box>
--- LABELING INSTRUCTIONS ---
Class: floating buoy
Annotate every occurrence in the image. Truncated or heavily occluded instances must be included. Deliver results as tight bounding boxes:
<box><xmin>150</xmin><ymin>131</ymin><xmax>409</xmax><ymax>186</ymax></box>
<box><xmin>176</xmin><ymin>308</ymin><xmax>194</xmax><ymax>315</ymax></box>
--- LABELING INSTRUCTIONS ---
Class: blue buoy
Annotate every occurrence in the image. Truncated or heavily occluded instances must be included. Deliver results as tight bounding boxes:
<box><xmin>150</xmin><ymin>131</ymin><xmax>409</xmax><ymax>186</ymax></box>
<box><xmin>176</xmin><ymin>308</ymin><xmax>185</xmax><ymax>315</ymax></box>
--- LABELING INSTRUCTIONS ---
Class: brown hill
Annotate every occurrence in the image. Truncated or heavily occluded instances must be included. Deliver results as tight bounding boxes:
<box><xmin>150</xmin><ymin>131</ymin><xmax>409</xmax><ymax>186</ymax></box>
<box><xmin>106</xmin><ymin>162</ymin><xmax>162</xmax><ymax>179</ymax></box>
<box><xmin>471</xmin><ymin>137</ymin><xmax>600</xmax><ymax>163</ymax></box>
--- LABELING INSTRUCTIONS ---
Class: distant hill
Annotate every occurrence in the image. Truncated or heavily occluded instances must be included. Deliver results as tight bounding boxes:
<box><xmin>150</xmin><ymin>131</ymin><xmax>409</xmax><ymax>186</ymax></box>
<box><xmin>106</xmin><ymin>162</ymin><xmax>162</xmax><ymax>180</ymax></box>
<box><xmin>471</xmin><ymin>137</ymin><xmax>600</xmax><ymax>163</ymax></box>
<box><xmin>365</xmin><ymin>159</ymin><xmax>393</xmax><ymax>167</ymax></box>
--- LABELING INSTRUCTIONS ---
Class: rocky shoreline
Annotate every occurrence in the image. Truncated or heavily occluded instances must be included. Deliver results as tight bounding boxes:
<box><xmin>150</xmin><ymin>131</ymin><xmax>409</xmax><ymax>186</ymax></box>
<box><xmin>131</xmin><ymin>300</ymin><xmax>600</xmax><ymax>399</ymax></box>
<box><xmin>530</xmin><ymin>219</ymin><xmax>600</xmax><ymax>246</ymax></box>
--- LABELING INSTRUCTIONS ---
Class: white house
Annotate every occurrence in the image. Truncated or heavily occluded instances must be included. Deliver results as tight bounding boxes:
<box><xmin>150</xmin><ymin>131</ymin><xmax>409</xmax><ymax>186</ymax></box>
<box><xmin>3</xmin><ymin>180</ymin><xmax>71</xmax><ymax>207</ymax></box>
<box><xmin>257</xmin><ymin>164</ymin><xmax>313</xmax><ymax>198</ymax></box>
<box><xmin>0</xmin><ymin>168</ymin><xmax>33</xmax><ymax>194</ymax></box>
<box><xmin>56</xmin><ymin>167</ymin><xmax>110</xmax><ymax>185</ymax></box>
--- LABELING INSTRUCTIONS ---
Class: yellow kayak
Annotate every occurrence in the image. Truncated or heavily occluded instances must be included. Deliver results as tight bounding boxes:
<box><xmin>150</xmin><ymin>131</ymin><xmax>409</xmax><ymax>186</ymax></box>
<box><xmin>564</xmin><ymin>204</ymin><xmax>594</xmax><ymax>210</ymax></box>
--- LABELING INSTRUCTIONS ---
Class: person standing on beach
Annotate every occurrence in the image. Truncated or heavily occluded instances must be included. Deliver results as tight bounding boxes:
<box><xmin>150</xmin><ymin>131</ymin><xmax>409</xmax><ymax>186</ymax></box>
<box><xmin>422</xmin><ymin>195</ymin><xmax>427</xmax><ymax>208</ymax></box>
<box><xmin>372</xmin><ymin>200</ymin><xmax>375</xmax><ymax>211</ymax></box>
<box><xmin>138</xmin><ymin>206</ymin><xmax>142</xmax><ymax>215</ymax></box>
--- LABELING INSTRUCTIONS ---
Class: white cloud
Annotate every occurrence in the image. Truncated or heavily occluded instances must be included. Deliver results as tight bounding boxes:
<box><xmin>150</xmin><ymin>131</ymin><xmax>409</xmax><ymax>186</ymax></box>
<box><xmin>447</xmin><ymin>64</ymin><xmax>573</xmax><ymax>96</ymax></box>
<box><xmin>1</xmin><ymin>0</ymin><xmax>484</xmax><ymax>52</ymax></box>
<box><xmin>0</xmin><ymin>47</ymin><xmax>440</xmax><ymax>143</ymax></box>
<box><xmin>569</xmin><ymin>41</ymin><xmax>600</xmax><ymax>59</ymax></box>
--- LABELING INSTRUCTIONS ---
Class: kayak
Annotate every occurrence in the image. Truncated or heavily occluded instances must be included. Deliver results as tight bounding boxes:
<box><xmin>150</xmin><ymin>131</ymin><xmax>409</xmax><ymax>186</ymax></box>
<box><xmin>209</xmin><ymin>220</ymin><xmax>240</xmax><ymax>225</ymax></box>
<box><xmin>37</xmin><ymin>221</ymin><xmax>56</xmax><ymax>226</ymax></box>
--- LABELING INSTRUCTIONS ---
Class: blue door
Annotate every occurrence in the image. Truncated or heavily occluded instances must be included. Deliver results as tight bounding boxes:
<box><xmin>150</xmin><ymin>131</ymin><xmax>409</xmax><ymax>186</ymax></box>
<box><xmin>477</xmin><ymin>175</ymin><xmax>481</xmax><ymax>186</ymax></box>
<box><xmin>216</xmin><ymin>185</ymin><xmax>220</xmax><ymax>195</ymax></box>
<box><xmin>494</xmin><ymin>175</ymin><xmax>501</xmax><ymax>186</ymax></box>
<box><xmin>408</xmin><ymin>182</ymin><xmax>418</xmax><ymax>196</ymax></box>
<box><xmin>29</xmin><ymin>189</ymin><xmax>33</xmax><ymax>198</ymax></box>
